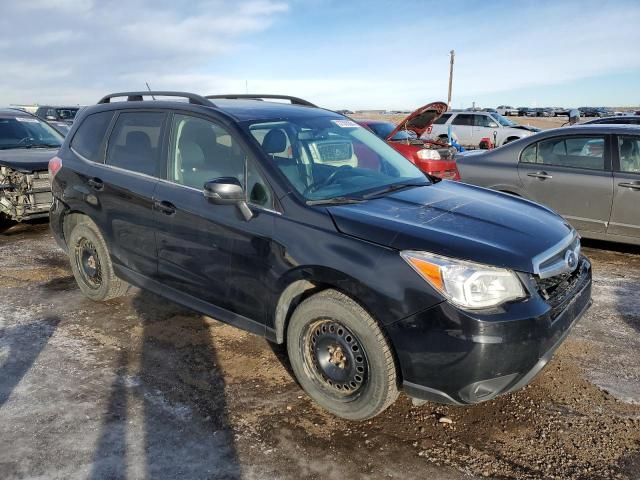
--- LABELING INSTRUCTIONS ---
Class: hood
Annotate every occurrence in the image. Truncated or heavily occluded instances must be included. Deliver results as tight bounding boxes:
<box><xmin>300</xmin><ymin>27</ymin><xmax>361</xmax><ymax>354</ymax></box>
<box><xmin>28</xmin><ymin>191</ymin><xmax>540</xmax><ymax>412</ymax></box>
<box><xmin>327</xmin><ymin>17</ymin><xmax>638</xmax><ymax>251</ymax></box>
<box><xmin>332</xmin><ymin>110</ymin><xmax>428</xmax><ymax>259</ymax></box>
<box><xmin>511</xmin><ymin>124</ymin><xmax>541</xmax><ymax>132</ymax></box>
<box><xmin>0</xmin><ymin>148</ymin><xmax>58</xmax><ymax>172</ymax></box>
<box><xmin>327</xmin><ymin>181</ymin><xmax>573</xmax><ymax>273</ymax></box>
<box><xmin>387</xmin><ymin>101</ymin><xmax>449</xmax><ymax>140</ymax></box>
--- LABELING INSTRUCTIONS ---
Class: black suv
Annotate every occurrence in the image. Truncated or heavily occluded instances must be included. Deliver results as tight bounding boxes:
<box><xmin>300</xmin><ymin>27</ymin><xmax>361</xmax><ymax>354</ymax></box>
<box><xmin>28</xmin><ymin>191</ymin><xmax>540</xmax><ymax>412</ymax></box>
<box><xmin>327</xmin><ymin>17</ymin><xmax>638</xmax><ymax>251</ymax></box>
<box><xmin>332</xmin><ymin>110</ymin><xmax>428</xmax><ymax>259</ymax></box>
<box><xmin>49</xmin><ymin>91</ymin><xmax>592</xmax><ymax>420</ymax></box>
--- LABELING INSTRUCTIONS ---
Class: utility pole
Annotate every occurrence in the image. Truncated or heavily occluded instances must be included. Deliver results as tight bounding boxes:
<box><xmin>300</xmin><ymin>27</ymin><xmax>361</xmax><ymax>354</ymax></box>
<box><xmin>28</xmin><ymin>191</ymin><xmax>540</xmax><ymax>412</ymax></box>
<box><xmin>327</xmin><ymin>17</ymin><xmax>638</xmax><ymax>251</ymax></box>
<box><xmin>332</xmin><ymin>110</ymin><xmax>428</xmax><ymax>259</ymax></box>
<box><xmin>447</xmin><ymin>50</ymin><xmax>455</xmax><ymax>110</ymax></box>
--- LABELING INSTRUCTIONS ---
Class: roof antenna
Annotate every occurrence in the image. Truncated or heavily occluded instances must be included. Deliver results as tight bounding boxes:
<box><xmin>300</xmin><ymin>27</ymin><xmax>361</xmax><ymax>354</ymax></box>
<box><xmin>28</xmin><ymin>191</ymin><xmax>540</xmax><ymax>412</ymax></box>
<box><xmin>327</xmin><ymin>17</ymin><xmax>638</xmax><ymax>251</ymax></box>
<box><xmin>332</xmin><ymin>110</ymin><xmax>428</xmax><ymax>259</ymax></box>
<box><xmin>145</xmin><ymin>82</ymin><xmax>156</xmax><ymax>100</ymax></box>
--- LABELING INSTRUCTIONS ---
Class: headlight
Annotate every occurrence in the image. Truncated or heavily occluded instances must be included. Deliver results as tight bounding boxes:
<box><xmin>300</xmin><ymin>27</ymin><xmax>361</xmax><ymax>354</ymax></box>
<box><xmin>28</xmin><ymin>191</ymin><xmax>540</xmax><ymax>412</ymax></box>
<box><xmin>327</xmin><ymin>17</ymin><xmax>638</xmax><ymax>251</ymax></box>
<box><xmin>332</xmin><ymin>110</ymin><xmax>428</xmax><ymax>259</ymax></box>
<box><xmin>401</xmin><ymin>251</ymin><xmax>526</xmax><ymax>309</ymax></box>
<box><xmin>416</xmin><ymin>148</ymin><xmax>441</xmax><ymax>160</ymax></box>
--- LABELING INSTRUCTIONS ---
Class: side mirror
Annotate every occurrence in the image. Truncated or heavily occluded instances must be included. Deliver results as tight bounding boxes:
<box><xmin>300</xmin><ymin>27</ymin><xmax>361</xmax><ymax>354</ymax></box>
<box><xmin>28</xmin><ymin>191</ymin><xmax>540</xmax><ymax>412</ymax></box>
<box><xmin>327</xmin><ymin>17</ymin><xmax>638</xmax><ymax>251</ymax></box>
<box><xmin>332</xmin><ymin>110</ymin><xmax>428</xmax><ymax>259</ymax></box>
<box><xmin>46</xmin><ymin>115</ymin><xmax>57</xmax><ymax>121</ymax></box>
<box><xmin>568</xmin><ymin>109</ymin><xmax>580</xmax><ymax>125</ymax></box>
<box><xmin>203</xmin><ymin>177</ymin><xmax>253</xmax><ymax>221</ymax></box>
<box><xmin>488</xmin><ymin>122</ymin><xmax>499</xmax><ymax>128</ymax></box>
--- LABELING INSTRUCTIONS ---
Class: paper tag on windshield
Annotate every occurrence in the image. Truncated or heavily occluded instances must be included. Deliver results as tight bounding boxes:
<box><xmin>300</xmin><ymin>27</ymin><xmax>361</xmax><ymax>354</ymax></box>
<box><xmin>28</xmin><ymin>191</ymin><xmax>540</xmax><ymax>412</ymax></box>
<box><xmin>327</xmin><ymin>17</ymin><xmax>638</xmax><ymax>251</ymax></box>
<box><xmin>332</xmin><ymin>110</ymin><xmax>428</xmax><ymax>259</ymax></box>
<box><xmin>16</xmin><ymin>117</ymin><xmax>39</xmax><ymax>123</ymax></box>
<box><xmin>332</xmin><ymin>119</ymin><xmax>361</xmax><ymax>128</ymax></box>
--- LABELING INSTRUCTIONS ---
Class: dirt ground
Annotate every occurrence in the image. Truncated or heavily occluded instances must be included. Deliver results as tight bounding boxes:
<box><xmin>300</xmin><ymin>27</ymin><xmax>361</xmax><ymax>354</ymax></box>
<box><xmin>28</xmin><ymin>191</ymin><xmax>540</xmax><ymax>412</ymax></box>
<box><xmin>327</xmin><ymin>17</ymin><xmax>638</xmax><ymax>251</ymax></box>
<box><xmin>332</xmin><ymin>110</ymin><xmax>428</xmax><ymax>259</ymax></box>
<box><xmin>1</xmin><ymin>222</ymin><xmax>639</xmax><ymax>480</ymax></box>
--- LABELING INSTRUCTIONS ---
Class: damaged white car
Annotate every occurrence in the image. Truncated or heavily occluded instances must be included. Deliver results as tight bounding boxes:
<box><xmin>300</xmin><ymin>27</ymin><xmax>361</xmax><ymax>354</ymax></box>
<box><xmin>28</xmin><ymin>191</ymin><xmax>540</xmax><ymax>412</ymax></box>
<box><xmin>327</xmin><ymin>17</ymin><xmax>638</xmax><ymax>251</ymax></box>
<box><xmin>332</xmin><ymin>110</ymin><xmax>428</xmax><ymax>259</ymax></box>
<box><xmin>0</xmin><ymin>109</ymin><xmax>62</xmax><ymax>232</ymax></box>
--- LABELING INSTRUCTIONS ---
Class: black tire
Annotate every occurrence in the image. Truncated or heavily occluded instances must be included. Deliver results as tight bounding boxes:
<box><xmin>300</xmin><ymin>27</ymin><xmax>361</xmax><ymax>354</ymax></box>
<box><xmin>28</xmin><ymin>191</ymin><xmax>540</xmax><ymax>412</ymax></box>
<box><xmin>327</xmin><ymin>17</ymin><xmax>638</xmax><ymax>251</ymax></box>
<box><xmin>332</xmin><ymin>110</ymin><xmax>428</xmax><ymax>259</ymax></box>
<box><xmin>504</xmin><ymin>137</ymin><xmax>519</xmax><ymax>145</ymax></box>
<box><xmin>0</xmin><ymin>213</ymin><xmax>16</xmax><ymax>234</ymax></box>
<box><xmin>286</xmin><ymin>289</ymin><xmax>398</xmax><ymax>420</ymax></box>
<box><xmin>67</xmin><ymin>217</ymin><xmax>129</xmax><ymax>301</ymax></box>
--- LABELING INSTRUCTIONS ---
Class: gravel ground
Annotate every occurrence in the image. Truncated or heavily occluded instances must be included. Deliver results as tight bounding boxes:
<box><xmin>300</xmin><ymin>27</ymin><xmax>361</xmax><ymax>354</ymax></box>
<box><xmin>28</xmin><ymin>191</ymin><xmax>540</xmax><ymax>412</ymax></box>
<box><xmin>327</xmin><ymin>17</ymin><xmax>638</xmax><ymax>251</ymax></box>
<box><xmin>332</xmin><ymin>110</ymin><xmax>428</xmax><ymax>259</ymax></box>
<box><xmin>1</xmin><ymin>222</ymin><xmax>639</xmax><ymax>480</ymax></box>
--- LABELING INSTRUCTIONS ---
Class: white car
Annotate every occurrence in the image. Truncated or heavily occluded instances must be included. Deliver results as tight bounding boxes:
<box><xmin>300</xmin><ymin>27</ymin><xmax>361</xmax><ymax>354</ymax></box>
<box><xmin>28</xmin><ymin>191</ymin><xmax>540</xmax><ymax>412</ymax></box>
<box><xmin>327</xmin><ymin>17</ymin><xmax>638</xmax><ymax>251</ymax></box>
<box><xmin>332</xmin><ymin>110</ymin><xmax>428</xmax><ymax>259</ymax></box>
<box><xmin>496</xmin><ymin>105</ymin><xmax>519</xmax><ymax>116</ymax></box>
<box><xmin>424</xmin><ymin>111</ymin><xmax>540</xmax><ymax>148</ymax></box>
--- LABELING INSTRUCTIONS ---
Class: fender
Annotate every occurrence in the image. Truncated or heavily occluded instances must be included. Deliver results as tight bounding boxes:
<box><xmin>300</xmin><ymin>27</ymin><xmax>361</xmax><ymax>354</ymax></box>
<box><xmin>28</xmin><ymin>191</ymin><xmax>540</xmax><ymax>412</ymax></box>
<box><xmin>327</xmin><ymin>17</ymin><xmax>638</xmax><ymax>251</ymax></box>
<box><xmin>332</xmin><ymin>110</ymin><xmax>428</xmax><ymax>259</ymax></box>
<box><xmin>271</xmin><ymin>265</ymin><xmax>394</xmax><ymax>344</ymax></box>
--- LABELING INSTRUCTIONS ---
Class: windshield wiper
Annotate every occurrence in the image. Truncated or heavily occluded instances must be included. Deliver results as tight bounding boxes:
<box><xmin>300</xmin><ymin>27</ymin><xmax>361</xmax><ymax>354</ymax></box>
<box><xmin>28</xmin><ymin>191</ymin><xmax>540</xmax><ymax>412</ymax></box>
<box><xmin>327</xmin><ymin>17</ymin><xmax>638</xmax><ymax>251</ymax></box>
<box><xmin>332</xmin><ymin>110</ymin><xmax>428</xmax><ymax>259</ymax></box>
<box><xmin>26</xmin><ymin>143</ymin><xmax>60</xmax><ymax>148</ymax></box>
<box><xmin>361</xmin><ymin>182</ymin><xmax>428</xmax><ymax>199</ymax></box>
<box><xmin>306</xmin><ymin>196</ymin><xmax>365</xmax><ymax>206</ymax></box>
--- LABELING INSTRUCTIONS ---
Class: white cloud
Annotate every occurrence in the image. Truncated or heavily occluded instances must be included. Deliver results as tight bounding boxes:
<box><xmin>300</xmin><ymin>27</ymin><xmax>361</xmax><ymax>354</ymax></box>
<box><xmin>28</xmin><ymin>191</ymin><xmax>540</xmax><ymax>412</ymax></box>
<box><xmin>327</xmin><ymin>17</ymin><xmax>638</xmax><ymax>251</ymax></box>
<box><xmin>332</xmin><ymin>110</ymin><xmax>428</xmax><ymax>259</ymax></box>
<box><xmin>0</xmin><ymin>0</ymin><xmax>289</xmax><ymax>105</ymax></box>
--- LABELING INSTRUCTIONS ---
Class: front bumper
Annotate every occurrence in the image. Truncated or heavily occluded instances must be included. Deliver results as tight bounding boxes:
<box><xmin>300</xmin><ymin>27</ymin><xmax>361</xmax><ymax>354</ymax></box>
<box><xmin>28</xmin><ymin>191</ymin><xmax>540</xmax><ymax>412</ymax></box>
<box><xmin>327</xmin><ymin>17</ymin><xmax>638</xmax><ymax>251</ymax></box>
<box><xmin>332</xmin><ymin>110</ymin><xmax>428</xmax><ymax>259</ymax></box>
<box><xmin>386</xmin><ymin>258</ymin><xmax>592</xmax><ymax>405</ymax></box>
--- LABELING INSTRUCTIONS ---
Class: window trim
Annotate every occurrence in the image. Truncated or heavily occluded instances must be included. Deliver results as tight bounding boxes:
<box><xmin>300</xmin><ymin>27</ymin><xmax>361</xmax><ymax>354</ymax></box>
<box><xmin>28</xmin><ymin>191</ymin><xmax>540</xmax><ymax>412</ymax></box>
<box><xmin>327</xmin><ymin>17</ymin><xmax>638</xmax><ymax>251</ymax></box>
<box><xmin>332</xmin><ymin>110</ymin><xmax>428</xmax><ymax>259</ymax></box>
<box><xmin>519</xmin><ymin>134</ymin><xmax>612</xmax><ymax>171</ymax></box>
<box><xmin>165</xmin><ymin>111</ymin><xmax>278</xmax><ymax>211</ymax></box>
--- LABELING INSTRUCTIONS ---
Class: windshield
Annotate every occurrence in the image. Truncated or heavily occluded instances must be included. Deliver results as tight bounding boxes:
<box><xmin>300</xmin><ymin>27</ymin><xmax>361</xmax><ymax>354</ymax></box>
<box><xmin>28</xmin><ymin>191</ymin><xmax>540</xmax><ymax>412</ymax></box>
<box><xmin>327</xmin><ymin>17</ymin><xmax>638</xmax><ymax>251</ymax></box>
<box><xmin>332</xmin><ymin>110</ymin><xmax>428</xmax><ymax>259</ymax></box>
<box><xmin>56</xmin><ymin>108</ymin><xmax>79</xmax><ymax>120</ymax></box>
<box><xmin>246</xmin><ymin>116</ymin><xmax>427</xmax><ymax>202</ymax></box>
<box><xmin>490</xmin><ymin>112</ymin><xmax>517</xmax><ymax>127</ymax></box>
<box><xmin>0</xmin><ymin>116</ymin><xmax>64</xmax><ymax>149</ymax></box>
<box><xmin>367</xmin><ymin>122</ymin><xmax>412</xmax><ymax>141</ymax></box>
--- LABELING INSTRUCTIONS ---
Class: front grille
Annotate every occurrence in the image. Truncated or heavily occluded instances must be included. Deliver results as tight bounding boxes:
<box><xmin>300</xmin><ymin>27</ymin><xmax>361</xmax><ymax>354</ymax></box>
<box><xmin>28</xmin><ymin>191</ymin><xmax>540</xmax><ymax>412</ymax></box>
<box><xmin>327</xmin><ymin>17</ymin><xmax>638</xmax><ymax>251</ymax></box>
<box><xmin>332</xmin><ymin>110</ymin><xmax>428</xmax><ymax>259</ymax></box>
<box><xmin>536</xmin><ymin>258</ymin><xmax>589</xmax><ymax>316</ymax></box>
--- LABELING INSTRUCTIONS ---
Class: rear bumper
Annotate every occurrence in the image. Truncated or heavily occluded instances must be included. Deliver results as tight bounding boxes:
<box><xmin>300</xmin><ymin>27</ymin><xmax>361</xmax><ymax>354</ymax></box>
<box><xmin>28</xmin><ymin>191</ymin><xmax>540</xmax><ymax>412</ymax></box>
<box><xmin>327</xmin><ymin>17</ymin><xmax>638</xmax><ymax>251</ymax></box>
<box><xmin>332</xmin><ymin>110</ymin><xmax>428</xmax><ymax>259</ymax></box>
<box><xmin>387</xmin><ymin>259</ymin><xmax>592</xmax><ymax>405</ymax></box>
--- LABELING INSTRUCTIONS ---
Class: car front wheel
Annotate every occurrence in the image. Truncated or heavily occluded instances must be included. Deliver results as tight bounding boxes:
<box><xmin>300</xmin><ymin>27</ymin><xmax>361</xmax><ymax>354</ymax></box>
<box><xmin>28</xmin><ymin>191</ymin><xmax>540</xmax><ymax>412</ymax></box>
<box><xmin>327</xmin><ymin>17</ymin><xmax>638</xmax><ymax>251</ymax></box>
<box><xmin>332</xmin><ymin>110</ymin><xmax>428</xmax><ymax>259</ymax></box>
<box><xmin>286</xmin><ymin>289</ymin><xmax>399</xmax><ymax>420</ymax></box>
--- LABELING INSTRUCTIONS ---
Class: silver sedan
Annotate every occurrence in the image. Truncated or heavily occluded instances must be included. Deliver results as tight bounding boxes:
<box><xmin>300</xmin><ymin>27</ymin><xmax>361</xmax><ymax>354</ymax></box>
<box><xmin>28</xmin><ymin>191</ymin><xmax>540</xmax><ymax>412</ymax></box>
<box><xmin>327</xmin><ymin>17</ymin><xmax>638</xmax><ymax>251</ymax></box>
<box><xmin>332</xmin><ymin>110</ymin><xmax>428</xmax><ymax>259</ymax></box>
<box><xmin>456</xmin><ymin>125</ymin><xmax>640</xmax><ymax>245</ymax></box>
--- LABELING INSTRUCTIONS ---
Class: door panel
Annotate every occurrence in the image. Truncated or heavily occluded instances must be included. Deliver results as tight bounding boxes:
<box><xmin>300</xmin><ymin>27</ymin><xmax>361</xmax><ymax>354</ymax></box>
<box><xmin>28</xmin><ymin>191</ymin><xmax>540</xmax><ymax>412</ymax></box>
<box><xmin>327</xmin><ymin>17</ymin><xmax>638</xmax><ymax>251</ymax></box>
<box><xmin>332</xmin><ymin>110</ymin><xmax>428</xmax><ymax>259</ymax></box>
<box><xmin>608</xmin><ymin>135</ymin><xmax>640</xmax><ymax>238</ymax></box>
<box><xmin>95</xmin><ymin>110</ymin><xmax>166</xmax><ymax>276</ymax></box>
<box><xmin>154</xmin><ymin>113</ymin><xmax>276</xmax><ymax>325</ymax></box>
<box><xmin>517</xmin><ymin>135</ymin><xmax>614</xmax><ymax>233</ymax></box>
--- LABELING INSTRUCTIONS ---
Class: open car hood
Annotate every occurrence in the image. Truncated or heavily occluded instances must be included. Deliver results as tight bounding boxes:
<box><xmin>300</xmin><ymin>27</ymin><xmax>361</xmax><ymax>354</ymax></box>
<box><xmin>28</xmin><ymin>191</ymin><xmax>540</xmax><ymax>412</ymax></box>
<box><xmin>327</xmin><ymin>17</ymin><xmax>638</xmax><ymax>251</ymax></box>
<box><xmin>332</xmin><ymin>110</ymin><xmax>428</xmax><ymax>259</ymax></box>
<box><xmin>387</xmin><ymin>101</ymin><xmax>448</xmax><ymax>140</ymax></box>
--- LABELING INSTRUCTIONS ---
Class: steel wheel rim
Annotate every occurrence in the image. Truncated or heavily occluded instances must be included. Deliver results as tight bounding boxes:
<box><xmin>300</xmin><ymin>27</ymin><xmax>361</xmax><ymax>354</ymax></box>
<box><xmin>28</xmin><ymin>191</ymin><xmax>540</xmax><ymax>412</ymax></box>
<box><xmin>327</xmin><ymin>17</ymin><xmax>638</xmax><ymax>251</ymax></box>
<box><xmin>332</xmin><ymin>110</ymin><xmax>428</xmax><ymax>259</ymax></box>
<box><xmin>303</xmin><ymin>319</ymin><xmax>369</xmax><ymax>398</ymax></box>
<box><xmin>75</xmin><ymin>238</ymin><xmax>102</xmax><ymax>290</ymax></box>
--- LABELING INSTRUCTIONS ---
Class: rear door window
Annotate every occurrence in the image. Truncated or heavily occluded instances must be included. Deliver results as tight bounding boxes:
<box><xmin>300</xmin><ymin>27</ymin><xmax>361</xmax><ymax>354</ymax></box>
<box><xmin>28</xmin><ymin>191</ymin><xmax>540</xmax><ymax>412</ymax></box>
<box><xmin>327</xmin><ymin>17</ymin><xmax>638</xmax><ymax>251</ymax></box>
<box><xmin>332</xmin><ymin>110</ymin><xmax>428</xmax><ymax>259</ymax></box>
<box><xmin>433</xmin><ymin>113</ymin><xmax>451</xmax><ymax>125</ymax></box>
<box><xmin>521</xmin><ymin>136</ymin><xmax>606</xmax><ymax>170</ymax></box>
<box><xmin>452</xmin><ymin>114</ymin><xmax>473</xmax><ymax>126</ymax></box>
<box><xmin>70</xmin><ymin>111</ymin><xmax>114</xmax><ymax>162</ymax></box>
<box><xmin>106</xmin><ymin>111</ymin><xmax>166</xmax><ymax>177</ymax></box>
<box><xmin>617</xmin><ymin>135</ymin><xmax>640</xmax><ymax>173</ymax></box>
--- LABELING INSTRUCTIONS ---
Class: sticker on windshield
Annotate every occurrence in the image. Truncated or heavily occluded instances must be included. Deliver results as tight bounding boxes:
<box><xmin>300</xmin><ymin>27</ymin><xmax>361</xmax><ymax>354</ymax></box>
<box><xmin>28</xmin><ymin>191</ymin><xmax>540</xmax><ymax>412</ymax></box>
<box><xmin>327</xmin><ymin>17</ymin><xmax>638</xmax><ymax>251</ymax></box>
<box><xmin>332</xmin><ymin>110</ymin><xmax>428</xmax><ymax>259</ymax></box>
<box><xmin>332</xmin><ymin>119</ymin><xmax>361</xmax><ymax>129</ymax></box>
<box><xmin>15</xmin><ymin>117</ymin><xmax>39</xmax><ymax>123</ymax></box>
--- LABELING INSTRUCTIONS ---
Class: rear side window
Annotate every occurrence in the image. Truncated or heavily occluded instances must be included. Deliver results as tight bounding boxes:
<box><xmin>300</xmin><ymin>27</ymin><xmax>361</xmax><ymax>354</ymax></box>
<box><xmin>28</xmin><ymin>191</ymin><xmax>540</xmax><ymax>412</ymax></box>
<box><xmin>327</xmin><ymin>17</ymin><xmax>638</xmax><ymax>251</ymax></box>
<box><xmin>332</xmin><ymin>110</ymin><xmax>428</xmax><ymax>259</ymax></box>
<box><xmin>433</xmin><ymin>113</ymin><xmax>451</xmax><ymax>125</ymax></box>
<box><xmin>106</xmin><ymin>112</ymin><xmax>165</xmax><ymax>177</ymax></box>
<box><xmin>452</xmin><ymin>114</ymin><xmax>473</xmax><ymax>126</ymax></box>
<box><xmin>70</xmin><ymin>111</ymin><xmax>114</xmax><ymax>162</ymax></box>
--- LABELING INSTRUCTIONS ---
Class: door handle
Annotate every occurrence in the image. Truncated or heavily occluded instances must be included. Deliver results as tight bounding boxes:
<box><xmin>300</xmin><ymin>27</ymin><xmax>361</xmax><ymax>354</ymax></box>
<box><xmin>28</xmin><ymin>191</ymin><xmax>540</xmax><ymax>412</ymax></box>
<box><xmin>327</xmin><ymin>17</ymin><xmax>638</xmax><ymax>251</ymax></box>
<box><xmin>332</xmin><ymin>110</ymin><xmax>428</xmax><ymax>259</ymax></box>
<box><xmin>87</xmin><ymin>177</ymin><xmax>104</xmax><ymax>190</ymax></box>
<box><xmin>527</xmin><ymin>171</ymin><xmax>553</xmax><ymax>180</ymax></box>
<box><xmin>154</xmin><ymin>200</ymin><xmax>176</xmax><ymax>215</ymax></box>
<box><xmin>619</xmin><ymin>182</ymin><xmax>640</xmax><ymax>190</ymax></box>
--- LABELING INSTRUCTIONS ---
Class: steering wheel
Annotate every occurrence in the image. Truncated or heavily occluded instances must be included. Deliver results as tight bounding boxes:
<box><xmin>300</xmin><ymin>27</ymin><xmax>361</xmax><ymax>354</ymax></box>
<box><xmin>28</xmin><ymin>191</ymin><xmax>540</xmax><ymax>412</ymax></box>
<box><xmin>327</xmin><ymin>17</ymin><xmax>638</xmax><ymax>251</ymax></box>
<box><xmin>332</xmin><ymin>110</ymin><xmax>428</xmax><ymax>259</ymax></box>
<box><xmin>304</xmin><ymin>165</ymin><xmax>353</xmax><ymax>196</ymax></box>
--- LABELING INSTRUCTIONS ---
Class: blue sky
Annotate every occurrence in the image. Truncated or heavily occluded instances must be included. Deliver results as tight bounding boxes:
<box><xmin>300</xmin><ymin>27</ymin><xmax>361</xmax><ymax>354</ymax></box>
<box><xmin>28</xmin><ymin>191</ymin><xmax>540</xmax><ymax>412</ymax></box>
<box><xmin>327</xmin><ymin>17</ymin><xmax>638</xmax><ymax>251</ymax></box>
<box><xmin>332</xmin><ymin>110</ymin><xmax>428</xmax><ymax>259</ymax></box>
<box><xmin>1</xmin><ymin>0</ymin><xmax>639</xmax><ymax>109</ymax></box>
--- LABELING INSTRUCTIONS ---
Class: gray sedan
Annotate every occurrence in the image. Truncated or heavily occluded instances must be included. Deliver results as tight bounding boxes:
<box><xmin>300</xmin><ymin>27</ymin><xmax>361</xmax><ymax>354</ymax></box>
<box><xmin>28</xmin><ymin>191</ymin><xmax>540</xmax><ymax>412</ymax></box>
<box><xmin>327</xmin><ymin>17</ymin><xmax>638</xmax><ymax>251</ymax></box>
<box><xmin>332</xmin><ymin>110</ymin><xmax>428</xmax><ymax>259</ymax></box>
<box><xmin>456</xmin><ymin>125</ymin><xmax>640</xmax><ymax>245</ymax></box>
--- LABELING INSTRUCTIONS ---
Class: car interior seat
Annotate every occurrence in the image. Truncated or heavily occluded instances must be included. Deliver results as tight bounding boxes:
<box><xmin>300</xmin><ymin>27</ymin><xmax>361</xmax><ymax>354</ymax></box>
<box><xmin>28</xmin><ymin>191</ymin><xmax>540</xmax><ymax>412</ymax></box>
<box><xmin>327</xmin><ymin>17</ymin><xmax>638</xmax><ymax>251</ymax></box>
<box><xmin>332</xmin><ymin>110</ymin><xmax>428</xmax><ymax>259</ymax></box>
<box><xmin>123</xmin><ymin>131</ymin><xmax>155</xmax><ymax>176</ymax></box>
<box><xmin>262</xmin><ymin>129</ymin><xmax>307</xmax><ymax>192</ymax></box>
<box><xmin>620</xmin><ymin>139</ymin><xmax>640</xmax><ymax>172</ymax></box>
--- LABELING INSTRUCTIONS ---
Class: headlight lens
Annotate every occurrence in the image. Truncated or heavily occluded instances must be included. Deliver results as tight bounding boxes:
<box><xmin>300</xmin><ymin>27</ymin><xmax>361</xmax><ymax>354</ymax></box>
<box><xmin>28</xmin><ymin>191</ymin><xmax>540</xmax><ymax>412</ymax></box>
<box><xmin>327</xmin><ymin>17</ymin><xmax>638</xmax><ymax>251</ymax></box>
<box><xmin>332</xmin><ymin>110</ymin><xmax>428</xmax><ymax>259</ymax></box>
<box><xmin>416</xmin><ymin>148</ymin><xmax>441</xmax><ymax>160</ymax></box>
<box><xmin>401</xmin><ymin>251</ymin><xmax>526</xmax><ymax>309</ymax></box>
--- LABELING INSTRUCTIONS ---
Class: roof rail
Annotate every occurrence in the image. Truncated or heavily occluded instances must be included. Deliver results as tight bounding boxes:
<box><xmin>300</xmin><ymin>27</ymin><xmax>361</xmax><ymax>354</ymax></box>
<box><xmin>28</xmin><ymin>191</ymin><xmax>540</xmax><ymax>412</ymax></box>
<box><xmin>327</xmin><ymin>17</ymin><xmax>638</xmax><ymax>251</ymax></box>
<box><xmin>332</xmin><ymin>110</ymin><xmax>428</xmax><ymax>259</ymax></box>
<box><xmin>97</xmin><ymin>91</ymin><xmax>216</xmax><ymax>107</ymax></box>
<box><xmin>205</xmin><ymin>94</ymin><xmax>316</xmax><ymax>107</ymax></box>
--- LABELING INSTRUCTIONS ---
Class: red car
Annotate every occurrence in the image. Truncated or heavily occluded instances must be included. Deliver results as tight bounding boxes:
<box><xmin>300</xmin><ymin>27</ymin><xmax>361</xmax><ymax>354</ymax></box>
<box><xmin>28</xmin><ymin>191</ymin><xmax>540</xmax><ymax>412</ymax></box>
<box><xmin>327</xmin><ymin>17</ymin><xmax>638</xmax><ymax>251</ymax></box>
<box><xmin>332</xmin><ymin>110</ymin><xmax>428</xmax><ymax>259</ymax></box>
<box><xmin>357</xmin><ymin>102</ymin><xmax>460</xmax><ymax>180</ymax></box>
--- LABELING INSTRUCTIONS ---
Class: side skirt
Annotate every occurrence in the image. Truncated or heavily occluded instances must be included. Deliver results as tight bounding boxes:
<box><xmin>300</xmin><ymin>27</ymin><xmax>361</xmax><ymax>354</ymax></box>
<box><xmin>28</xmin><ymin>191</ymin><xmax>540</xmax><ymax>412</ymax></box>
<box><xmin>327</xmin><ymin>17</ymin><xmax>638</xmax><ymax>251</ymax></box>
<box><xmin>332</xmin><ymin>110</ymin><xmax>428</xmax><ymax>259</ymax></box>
<box><xmin>114</xmin><ymin>264</ymin><xmax>277</xmax><ymax>341</ymax></box>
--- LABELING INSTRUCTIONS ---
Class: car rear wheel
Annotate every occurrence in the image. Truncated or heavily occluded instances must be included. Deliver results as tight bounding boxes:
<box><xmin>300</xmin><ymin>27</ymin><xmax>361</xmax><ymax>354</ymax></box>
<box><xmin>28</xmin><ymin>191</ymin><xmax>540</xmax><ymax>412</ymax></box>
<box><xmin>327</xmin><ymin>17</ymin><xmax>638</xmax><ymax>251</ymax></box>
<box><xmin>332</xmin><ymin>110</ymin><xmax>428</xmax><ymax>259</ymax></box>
<box><xmin>68</xmin><ymin>218</ymin><xmax>130</xmax><ymax>301</ymax></box>
<box><xmin>286</xmin><ymin>289</ymin><xmax>398</xmax><ymax>420</ymax></box>
<box><xmin>0</xmin><ymin>213</ymin><xmax>16</xmax><ymax>234</ymax></box>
